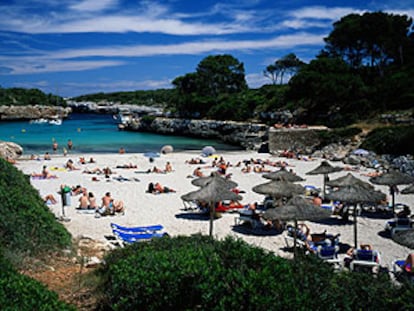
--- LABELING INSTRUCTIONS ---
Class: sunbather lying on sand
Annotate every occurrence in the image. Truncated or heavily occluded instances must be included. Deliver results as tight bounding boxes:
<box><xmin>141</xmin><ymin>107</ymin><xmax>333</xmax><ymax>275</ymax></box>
<box><xmin>147</xmin><ymin>182</ymin><xmax>176</xmax><ymax>194</ymax></box>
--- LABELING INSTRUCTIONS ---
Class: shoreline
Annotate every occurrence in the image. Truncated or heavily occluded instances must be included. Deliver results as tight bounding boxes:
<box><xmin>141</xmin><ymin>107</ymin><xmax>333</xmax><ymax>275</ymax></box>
<box><xmin>14</xmin><ymin>150</ymin><xmax>414</xmax><ymax>267</ymax></box>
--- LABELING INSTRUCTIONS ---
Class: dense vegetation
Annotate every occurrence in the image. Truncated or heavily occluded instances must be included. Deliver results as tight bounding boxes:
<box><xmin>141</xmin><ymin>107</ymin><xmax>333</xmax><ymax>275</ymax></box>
<box><xmin>95</xmin><ymin>235</ymin><xmax>413</xmax><ymax>311</ymax></box>
<box><xmin>0</xmin><ymin>87</ymin><xmax>65</xmax><ymax>106</ymax></box>
<box><xmin>72</xmin><ymin>89</ymin><xmax>173</xmax><ymax>107</ymax></box>
<box><xmin>361</xmin><ymin>125</ymin><xmax>414</xmax><ymax>155</ymax></box>
<box><xmin>0</xmin><ymin>158</ymin><xmax>72</xmax><ymax>264</ymax></box>
<box><xmin>0</xmin><ymin>159</ymin><xmax>74</xmax><ymax>308</ymax></box>
<box><xmin>0</xmin><ymin>251</ymin><xmax>76</xmax><ymax>311</ymax></box>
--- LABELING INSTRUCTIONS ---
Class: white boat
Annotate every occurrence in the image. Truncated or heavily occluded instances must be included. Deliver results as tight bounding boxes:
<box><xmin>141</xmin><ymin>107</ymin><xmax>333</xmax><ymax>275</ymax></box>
<box><xmin>30</xmin><ymin>118</ymin><xmax>48</xmax><ymax>124</ymax></box>
<box><xmin>48</xmin><ymin>119</ymin><xmax>62</xmax><ymax>125</ymax></box>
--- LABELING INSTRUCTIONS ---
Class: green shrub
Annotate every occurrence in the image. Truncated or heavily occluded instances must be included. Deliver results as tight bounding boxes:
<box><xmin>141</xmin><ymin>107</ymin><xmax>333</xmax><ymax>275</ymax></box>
<box><xmin>361</xmin><ymin>125</ymin><xmax>414</xmax><ymax>155</ymax></box>
<box><xmin>0</xmin><ymin>250</ymin><xmax>76</xmax><ymax>311</ymax></box>
<box><xmin>95</xmin><ymin>235</ymin><xmax>413</xmax><ymax>311</ymax></box>
<box><xmin>316</xmin><ymin>126</ymin><xmax>362</xmax><ymax>148</ymax></box>
<box><xmin>0</xmin><ymin>159</ymin><xmax>71</xmax><ymax>264</ymax></box>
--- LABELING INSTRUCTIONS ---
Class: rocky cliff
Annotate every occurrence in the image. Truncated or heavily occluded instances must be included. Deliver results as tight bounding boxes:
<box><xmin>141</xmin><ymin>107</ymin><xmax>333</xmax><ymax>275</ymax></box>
<box><xmin>126</xmin><ymin>117</ymin><xmax>269</xmax><ymax>150</ymax></box>
<box><xmin>0</xmin><ymin>105</ymin><xmax>71</xmax><ymax>120</ymax></box>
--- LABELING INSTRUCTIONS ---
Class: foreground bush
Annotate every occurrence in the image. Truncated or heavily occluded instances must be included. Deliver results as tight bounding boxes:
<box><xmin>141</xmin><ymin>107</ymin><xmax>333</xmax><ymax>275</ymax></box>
<box><xmin>95</xmin><ymin>235</ymin><xmax>413</xmax><ymax>310</ymax></box>
<box><xmin>361</xmin><ymin>125</ymin><xmax>414</xmax><ymax>155</ymax></box>
<box><xmin>0</xmin><ymin>251</ymin><xmax>76</xmax><ymax>311</ymax></box>
<box><xmin>0</xmin><ymin>159</ymin><xmax>71</xmax><ymax>264</ymax></box>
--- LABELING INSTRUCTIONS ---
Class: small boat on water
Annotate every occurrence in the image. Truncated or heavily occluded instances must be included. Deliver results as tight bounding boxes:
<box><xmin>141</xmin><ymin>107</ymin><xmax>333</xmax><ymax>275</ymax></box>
<box><xmin>29</xmin><ymin>118</ymin><xmax>62</xmax><ymax>125</ymax></box>
<box><xmin>30</xmin><ymin>118</ymin><xmax>48</xmax><ymax>124</ymax></box>
<box><xmin>48</xmin><ymin>119</ymin><xmax>62</xmax><ymax>125</ymax></box>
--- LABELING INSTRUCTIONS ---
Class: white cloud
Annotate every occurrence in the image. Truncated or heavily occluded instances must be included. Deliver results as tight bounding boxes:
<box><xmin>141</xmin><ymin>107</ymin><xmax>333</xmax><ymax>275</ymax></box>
<box><xmin>0</xmin><ymin>32</ymin><xmax>325</xmax><ymax>75</ymax></box>
<box><xmin>69</xmin><ymin>0</ymin><xmax>119</xmax><ymax>12</ymax></box>
<box><xmin>290</xmin><ymin>6</ymin><xmax>365</xmax><ymax>20</ymax></box>
<box><xmin>3</xmin><ymin>59</ymin><xmax>124</xmax><ymax>75</ymax></box>
<box><xmin>44</xmin><ymin>32</ymin><xmax>324</xmax><ymax>59</ymax></box>
<box><xmin>246</xmin><ymin>72</ymin><xmax>269</xmax><ymax>89</ymax></box>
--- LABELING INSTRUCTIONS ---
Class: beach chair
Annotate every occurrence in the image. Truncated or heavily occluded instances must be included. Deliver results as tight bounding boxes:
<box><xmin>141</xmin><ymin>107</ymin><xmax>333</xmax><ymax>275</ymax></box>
<box><xmin>316</xmin><ymin>245</ymin><xmax>341</xmax><ymax>267</ymax></box>
<box><xmin>182</xmin><ymin>200</ymin><xmax>199</xmax><ymax>211</ymax></box>
<box><xmin>350</xmin><ymin>249</ymin><xmax>381</xmax><ymax>273</ymax></box>
<box><xmin>112</xmin><ymin>229</ymin><xmax>168</xmax><ymax>245</ymax></box>
<box><xmin>385</xmin><ymin>218</ymin><xmax>414</xmax><ymax>235</ymax></box>
<box><xmin>110</xmin><ymin>223</ymin><xmax>164</xmax><ymax>233</ymax></box>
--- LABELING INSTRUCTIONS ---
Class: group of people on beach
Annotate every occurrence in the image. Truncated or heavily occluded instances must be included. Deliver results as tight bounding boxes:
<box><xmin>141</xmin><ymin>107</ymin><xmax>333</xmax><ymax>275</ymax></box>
<box><xmin>75</xmin><ymin>187</ymin><xmax>125</xmax><ymax>216</ymax></box>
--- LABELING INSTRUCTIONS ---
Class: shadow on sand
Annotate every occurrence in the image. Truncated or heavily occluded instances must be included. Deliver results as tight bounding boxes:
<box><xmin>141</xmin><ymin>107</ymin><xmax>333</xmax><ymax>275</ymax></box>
<box><xmin>231</xmin><ymin>224</ymin><xmax>282</xmax><ymax>236</ymax></box>
<box><xmin>175</xmin><ymin>212</ymin><xmax>210</xmax><ymax>221</ymax></box>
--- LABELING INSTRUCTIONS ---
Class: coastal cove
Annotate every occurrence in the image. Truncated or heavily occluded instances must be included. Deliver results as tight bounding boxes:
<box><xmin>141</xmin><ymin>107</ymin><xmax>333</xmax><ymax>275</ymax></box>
<box><xmin>0</xmin><ymin>113</ymin><xmax>242</xmax><ymax>155</ymax></box>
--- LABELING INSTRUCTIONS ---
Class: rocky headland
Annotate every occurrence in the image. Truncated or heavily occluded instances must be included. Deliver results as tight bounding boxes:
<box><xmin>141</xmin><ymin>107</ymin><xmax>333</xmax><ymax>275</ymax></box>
<box><xmin>0</xmin><ymin>105</ymin><xmax>71</xmax><ymax>121</ymax></box>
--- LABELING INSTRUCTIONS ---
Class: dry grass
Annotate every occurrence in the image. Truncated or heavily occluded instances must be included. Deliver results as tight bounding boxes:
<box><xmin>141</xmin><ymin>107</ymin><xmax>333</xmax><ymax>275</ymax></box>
<box><xmin>22</xmin><ymin>239</ymin><xmax>105</xmax><ymax>311</ymax></box>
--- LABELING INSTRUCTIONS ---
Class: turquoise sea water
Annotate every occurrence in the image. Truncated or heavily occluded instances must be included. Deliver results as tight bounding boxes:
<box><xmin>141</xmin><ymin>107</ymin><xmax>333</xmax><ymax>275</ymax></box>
<box><xmin>0</xmin><ymin>113</ymin><xmax>241</xmax><ymax>155</ymax></box>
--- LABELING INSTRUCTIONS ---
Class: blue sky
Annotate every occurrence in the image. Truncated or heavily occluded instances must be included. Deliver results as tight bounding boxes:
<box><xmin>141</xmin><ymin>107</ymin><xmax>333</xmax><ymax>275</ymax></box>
<box><xmin>0</xmin><ymin>0</ymin><xmax>413</xmax><ymax>98</ymax></box>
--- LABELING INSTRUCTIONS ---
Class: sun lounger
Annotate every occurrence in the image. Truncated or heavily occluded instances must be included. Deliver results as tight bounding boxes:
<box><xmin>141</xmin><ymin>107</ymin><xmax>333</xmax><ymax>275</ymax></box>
<box><xmin>350</xmin><ymin>249</ymin><xmax>381</xmax><ymax>273</ymax></box>
<box><xmin>110</xmin><ymin>223</ymin><xmax>164</xmax><ymax>233</ymax></box>
<box><xmin>316</xmin><ymin>245</ymin><xmax>341</xmax><ymax>267</ymax></box>
<box><xmin>385</xmin><ymin>218</ymin><xmax>414</xmax><ymax>236</ymax></box>
<box><xmin>112</xmin><ymin>229</ymin><xmax>168</xmax><ymax>245</ymax></box>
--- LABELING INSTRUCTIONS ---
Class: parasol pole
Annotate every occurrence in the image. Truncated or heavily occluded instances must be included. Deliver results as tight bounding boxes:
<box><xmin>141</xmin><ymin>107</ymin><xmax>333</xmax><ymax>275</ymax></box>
<box><xmin>390</xmin><ymin>186</ymin><xmax>396</xmax><ymax>215</ymax></box>
<box><xmin>323</xmin><ymin>174</ymin><xmax>328</xmax><ymax>198</ymax></box>
<box><xmin>354</xmin><ymin>204</ymin><xmax>358</xmax><ymax>249</ymax></box>
<box><xmin>293</xmin><ymin>218</ymin><xmax>298</xmax><ymax>260</ymax></box>
<box><xmin>209</xmin><ymin>200</ymin><xmax>214</xmax><ymax>237</ymax></box>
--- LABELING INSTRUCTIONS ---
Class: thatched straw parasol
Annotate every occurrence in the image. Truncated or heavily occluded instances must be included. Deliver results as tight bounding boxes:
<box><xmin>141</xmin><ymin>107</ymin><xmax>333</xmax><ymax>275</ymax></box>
<box><xmin>181</xmin><ymin>175</ymin><xmax>242</xmax><ymax>236</ymax></box>
<box><xmin>325</xmin><ymin>185</ymin><xmax>386</xmax><ymax>248</ymax></box>
<box><xmin>306</xmin><ymin>161</ymin><xmax>343</xmax><ymax>197</ymax></box>
<box><xmin>191</xmin><ymin>173</ymin><xmax>237</xmax><ymax>189</ymax></box>
<box><xmin>370</xmin><ymin>170</ymin><xmax>414</xmax><ymax>213</ymax></box>
<box><xmin>262</xmin><ymin>169</ymin><xmax>305</xmax><ymax>182</ymax></box>
<box><xmin>252</xmin><ymin>180</ymin><xmax>305</xmax><ymax>205</ymax></box>
<box><xmin>326</xmin><ymin>173</ymin><xmax>373</xmax><ymax>190</ymax></box>
<box><xmin>263</xmin><ymin>196</ymin><xmax>332</xmax><ymax>258</ymax></box>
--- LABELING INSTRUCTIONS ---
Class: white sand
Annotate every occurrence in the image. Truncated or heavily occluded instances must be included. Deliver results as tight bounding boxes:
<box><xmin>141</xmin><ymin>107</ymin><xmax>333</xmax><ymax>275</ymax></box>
<box><xmin>15</xmin><ymin>150</ymin><xmax>413</xmax><ymax>268</ymax></box>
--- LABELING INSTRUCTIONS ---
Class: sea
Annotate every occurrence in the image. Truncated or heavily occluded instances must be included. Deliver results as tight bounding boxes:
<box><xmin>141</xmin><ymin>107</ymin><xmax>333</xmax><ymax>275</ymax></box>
<box><xmin>0</xmin><ymin>113</ymin><xmax>241</xmax><ymax>155</ymax></box>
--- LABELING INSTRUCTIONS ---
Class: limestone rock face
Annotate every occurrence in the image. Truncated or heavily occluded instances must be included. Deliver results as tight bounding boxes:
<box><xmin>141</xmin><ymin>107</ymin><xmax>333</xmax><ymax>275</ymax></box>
<box><xmin>0</xmin><ymin>141</ymin><xmax>23</xmax><ymax>159</ymax></box>
<box><xmin>0</xmin><ymin>105</ymin><xmax>71</xmax><ymax>120</ymax></box>
<box><xmin>128</xmin><ymin>117</ymin><xmax>269</xmax><ymax>150</ymax></box>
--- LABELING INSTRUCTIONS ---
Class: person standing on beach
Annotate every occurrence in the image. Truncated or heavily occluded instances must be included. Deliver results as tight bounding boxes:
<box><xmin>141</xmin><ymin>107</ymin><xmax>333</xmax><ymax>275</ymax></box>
<box><xmin>67</xmin><ymin>139</ymin><xmax>73</xmax><ymax>150</ymax></box>
<box><xmin>52</xmin><ymin>141</ymin><xmax>58</xmax><ymax>153</ymax></box>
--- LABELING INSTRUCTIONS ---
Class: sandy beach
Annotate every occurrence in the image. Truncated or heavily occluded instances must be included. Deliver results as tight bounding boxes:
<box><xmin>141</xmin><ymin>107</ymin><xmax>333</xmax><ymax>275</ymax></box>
<box><xmin>14</xmin><ymin>150</ymin><xmax>413</xmax><ymax>268</ymax></box>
